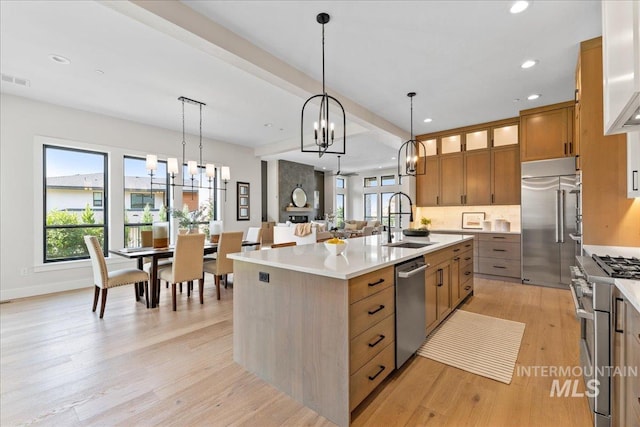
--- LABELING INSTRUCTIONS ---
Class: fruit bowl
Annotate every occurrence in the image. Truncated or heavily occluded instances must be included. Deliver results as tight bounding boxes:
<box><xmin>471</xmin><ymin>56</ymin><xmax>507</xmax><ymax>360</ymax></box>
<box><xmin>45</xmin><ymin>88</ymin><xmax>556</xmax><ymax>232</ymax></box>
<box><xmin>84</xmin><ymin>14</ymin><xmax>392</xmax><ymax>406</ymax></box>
<box><xmin>324</xmin><ymin>239</ymin><xmax>348</xmax><ymax>255</ymax></box>
<box><xmin>402</xmin><ymin>228</ymin><xmax>430</xmax><ymax>237</ymax></box>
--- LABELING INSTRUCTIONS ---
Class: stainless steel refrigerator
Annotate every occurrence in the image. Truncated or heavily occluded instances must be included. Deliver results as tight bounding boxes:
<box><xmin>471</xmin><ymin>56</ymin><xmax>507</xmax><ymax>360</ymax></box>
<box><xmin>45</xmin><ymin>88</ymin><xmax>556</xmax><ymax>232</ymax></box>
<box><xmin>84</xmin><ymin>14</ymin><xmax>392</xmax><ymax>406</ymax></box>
<box><xmin>521</xmin><ymin>157</ymin><xmax>580</xmax><ymax>288</ymax></box>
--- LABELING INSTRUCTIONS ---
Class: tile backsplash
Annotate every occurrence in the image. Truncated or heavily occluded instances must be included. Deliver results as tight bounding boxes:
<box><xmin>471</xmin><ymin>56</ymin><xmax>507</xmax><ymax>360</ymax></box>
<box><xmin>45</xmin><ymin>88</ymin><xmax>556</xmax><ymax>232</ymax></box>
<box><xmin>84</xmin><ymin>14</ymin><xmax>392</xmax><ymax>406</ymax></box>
<box><xmin>414</xmin><ymin>205</ymin><xmax>521</xmax><ymax>232</ymax></box>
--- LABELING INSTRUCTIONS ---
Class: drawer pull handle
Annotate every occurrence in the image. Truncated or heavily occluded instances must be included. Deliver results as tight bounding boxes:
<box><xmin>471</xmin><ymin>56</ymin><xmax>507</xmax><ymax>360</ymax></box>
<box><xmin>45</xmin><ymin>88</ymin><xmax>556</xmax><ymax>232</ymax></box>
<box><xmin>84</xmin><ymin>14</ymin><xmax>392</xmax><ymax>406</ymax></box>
<box><xmin>368</xmin><ymin>334</ymin><xmax>386</xmax><ymax>348</ymax></box>
<box><xmin>464</xmin><ymin>271</ymin><xmax>472</xmax><ymax>276</ymax></box>
<box><xmin>368</xmin><ymin>305</ymin><xmax>385</xmax><ymax>315</ymax></box>
<box><xmin>453</xmin><ymin>248</ymin><xmax>460</xmax><ymax>252</ymax></box>
<box><xmin>493</xmin><ymin>265</ymin><xmax>507</xmax><ymax>269</ymax></box>
<box><xmin>464</xmin><ymin>286</ymin><xmax>472</xmax><ymax>291</ymax></box>
<box><xmin>368</xmin><ymin>279</ymin><xmax>385</xmax><ymax>287</ymax></box>
<box><xmin>493</xmin><ymin>249</ymin><xmax>507</xmax><ymax>252</ymax></box>
<box><xmin>465</xmin><ymin>244</ymin><xmax>471</xmax><ymax>248</ymax></box>
<box><xmin>492</xmin><ymin>236</ymin><xmax>506</xmax><ymax>239</ymax></box>
<box><xmin>464</xmin><ymin>257</ymin><xmax>472</xmax><ymax>261</ymax></box>
<box><xmin>368</xmin><ymin>365</ymin><xmax>386</xmax><ymax>381</ymax></box>
<box><xmin>453</xmin><ymin>257</ymin><xmax>460</xmax><ymax>261</ymax></box>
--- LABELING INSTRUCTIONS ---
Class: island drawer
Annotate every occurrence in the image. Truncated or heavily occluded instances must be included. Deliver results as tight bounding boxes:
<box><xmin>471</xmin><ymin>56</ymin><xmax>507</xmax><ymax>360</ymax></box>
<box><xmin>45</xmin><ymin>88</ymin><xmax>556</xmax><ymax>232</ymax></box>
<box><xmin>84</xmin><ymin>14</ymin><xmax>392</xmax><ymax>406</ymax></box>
<box><xmin>350</xmin><ymin>314</ymin><xmax>395</xmax><ymax>375</ymax></box>
<box><xmin>349</xmin><ymin>341</ymin><xmax>395</xmax><ymax>411</ymax></box>
<box><xmin>459</xmin><ymin>249</ymin><xmax>474</xmax><ymax>268</ymax></box>
<box><xmin>349</xmin><ymin>266</ymin><xmax>394</xmax><ymax>304</ymax></box>
<box><xmin>349</xmin><ymin>286</ymin><xmax>395</xmax><ymax>338</ymax></box>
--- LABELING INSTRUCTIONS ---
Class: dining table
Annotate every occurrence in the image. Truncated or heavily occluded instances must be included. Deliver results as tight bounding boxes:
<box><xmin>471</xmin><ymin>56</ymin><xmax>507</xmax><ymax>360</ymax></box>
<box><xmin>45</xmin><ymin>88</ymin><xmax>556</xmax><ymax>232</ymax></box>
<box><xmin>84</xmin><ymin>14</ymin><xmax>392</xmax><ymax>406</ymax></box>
<box><xmin>109</xmin><ymin>240</ymin><xmax>259</xmax><ymax>308</ymax></box>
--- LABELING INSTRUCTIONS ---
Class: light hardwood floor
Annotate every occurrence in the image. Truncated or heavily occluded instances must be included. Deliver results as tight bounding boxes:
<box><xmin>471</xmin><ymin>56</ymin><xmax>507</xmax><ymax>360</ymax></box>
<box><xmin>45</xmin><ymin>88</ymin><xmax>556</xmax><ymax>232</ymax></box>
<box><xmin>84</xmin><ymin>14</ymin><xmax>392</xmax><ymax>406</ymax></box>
<box><xmin>0</xmin><ymin>278</ymin><xmax>591</xmax><ymax>426</ymax></box>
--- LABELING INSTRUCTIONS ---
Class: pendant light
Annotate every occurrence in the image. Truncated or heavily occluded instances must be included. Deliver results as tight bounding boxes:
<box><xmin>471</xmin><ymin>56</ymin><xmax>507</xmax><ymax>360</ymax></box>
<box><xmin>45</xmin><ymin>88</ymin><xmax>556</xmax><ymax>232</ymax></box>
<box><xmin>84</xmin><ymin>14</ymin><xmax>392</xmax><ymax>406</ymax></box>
<box><xmin>397</xmin><ymin>92</ymin><xmax>426</xmax><ymax>178</ymax></box>
<box><xmin>300</xmin><ymin>12</ymin><xmax>346</xmax><ymax>158</ymax></box>
<box><xmin>145</xmin><ymin>96</ymin><xmax>230</xmax><ymax>200</ymax></box>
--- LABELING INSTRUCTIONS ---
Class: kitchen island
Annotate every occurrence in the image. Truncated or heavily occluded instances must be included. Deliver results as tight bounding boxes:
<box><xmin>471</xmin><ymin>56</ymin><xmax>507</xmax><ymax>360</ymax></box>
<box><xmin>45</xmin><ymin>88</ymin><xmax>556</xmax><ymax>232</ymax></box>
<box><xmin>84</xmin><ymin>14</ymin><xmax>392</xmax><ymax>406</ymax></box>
<box><xmin>228</xmin><ymin>233</ymin><xmax>474</xmax><ymax>427</ymax></box>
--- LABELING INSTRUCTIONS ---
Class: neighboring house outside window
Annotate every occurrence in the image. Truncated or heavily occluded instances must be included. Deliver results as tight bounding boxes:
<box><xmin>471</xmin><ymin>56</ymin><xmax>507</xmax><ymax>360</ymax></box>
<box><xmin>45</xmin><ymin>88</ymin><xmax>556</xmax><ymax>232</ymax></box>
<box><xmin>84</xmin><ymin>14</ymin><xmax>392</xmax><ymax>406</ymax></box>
<box><xmin>92</xmin><ymin>192</ymin><xmax>103</xmax><ymax>207</ymax></box>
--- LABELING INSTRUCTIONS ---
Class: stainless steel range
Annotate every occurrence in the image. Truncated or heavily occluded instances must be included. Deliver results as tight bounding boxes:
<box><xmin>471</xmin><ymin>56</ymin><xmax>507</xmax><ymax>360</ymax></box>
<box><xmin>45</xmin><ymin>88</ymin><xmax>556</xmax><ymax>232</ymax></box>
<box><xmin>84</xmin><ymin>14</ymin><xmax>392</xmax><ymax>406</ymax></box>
<box><xmin>570</xmin><ymin>254</ymin><xmax>639</xmax><ymax>427</ymax></box>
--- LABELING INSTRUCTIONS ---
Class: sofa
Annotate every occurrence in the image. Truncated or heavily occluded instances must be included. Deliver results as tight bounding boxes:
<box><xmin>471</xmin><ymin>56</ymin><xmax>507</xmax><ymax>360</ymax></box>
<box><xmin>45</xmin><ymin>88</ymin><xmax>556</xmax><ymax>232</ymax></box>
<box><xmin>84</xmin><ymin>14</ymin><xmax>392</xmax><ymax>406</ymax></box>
<box><xmin>343</xmin><ymin>220</ymin><xmax>382</xmax><ymax>235</ymax></box>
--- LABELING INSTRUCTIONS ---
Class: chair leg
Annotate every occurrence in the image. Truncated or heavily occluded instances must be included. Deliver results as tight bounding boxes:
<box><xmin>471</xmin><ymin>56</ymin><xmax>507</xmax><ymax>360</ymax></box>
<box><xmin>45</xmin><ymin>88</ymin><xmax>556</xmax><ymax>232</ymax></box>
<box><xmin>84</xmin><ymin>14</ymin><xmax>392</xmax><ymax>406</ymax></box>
<box><xmin>179</xmin><ymin>282</ymin><xmax>183</xmax><ymax>294</ymax></box>
<box><xmin>224</xmin><ymin>274</ymin><xmax>228</xmax><ymax>289</ymax></box>
<box><xmin>171</xmin><ymin>283</ymin><xmax>177</xmax><ymax>311</ymax></box>
<box><xmin>156</xmin><ymin>279</ymin><xmax>161</xmax><ymax>303</ymax></box>
<box><xmin>144</xmin><ymin>282</ymin><xmax>150</xmax><ymax>309</ymax></box>
<box><xmin>92</xmin><ymin>285</ymin><xmax>100</xmax><ymax>312</ymax></box>
<box><xmin>215</xmin><ymin>275</ymin><xmax>221</xmax><ymax>300</ymax></box>
<box><xmin>99</xmin><ymin>288</ymin><xmax>108</xmax><ymax>319</ymax></box>
<box><xmin>199</xmin><ymin>278</ymin><xmax>204</xmax><ymax>304</ymax></box>
<box><xmin>134</xmin><ymin>283</ymin><xmax>139</xmax><ymax>302</ymax></box>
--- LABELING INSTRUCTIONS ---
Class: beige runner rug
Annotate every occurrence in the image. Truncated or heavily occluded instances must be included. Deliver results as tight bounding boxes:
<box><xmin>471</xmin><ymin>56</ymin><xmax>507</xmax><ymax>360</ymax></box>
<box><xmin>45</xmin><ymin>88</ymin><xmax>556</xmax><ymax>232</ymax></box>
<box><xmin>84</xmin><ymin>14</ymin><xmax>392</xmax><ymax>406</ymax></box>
<box><xmin>417</xmin><ymin>310</ymin><xmax>525</xmax><ymax>384</ymax></box>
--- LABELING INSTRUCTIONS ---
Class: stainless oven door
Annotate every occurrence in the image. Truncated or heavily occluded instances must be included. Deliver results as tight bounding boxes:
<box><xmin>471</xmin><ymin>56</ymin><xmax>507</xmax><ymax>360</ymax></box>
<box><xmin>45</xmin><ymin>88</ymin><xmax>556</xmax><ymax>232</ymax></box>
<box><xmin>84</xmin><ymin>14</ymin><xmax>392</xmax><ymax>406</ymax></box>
<box><xmin>570</xmin><ymin>280</ymin><xmax>596</xmax><ymax>412</ymax></box>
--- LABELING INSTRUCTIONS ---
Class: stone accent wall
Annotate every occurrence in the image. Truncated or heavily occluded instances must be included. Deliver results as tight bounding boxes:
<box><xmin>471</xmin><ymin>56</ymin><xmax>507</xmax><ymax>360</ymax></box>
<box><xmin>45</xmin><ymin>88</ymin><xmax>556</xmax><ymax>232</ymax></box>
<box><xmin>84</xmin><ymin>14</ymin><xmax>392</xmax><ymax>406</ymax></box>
<box><xmin>277</xmin><ymin>160</ymin><xmax>324</xmax><ymax>223</ymax></box>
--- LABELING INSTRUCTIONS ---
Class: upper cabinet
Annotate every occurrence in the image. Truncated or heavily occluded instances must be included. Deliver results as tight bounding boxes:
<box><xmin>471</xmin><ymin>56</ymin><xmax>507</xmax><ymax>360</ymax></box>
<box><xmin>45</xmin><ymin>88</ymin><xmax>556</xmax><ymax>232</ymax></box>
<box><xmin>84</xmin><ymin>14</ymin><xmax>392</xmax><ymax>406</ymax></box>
<box><xmin>416</xmin><ymin>118</ymin><xmax>520</xmax><ymax>207</ymax></box>
<box><xmin>519</xmin><ymin>101</ymin><xmax>576</xmax><ymax>163</ymax></box>
<box><xmin>602</xmin><ymin>0</ymin><xmax>640</xmax><ymax>135</ymax></box>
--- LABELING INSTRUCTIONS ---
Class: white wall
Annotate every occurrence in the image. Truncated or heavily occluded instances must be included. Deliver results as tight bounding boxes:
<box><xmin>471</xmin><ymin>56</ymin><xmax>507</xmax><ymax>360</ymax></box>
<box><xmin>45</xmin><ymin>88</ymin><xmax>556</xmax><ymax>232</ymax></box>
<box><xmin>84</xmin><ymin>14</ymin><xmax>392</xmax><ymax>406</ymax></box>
<box><xmin>0</xmin><ymin>94</ymin><xmax>262</xmax><ymax>300</ymax></box>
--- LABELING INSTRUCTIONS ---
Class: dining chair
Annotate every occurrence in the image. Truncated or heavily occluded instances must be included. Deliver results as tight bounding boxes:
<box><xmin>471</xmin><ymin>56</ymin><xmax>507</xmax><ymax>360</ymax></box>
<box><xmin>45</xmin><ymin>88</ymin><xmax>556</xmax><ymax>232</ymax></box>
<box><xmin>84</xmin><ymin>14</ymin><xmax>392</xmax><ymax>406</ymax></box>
<box><xmin>203</xmin><ymin>231</ymin><xmax>243</xmax><ymax>300</ymax></box>
<box><xmin>157</xmin><ymin>233</ymin><xmax>206</xmax><ymax>311</ymax></box>
<box><xmin>84</xmin><ymin>235</ymin><xmax>149</xmax><ymax>318</ymax></box>
<box><xmin>271</xmin><ymin>242</ymin><xmax>297</xmax><ymax>248</ymax></box>
<box><xmin>245</xmin><ymin>226</ymin><xmax>262</xmax><ymax>250</ymax></box>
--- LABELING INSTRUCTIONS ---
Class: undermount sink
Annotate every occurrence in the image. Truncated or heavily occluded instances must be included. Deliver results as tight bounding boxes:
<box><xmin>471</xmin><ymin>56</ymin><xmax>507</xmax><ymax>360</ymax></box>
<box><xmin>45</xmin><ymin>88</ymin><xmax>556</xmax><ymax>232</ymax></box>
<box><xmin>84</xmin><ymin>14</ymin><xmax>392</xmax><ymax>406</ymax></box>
<box><xmin>383</xmin><ymin>241</ymin><xmax>436</xmax><ymax>249</ymax></box>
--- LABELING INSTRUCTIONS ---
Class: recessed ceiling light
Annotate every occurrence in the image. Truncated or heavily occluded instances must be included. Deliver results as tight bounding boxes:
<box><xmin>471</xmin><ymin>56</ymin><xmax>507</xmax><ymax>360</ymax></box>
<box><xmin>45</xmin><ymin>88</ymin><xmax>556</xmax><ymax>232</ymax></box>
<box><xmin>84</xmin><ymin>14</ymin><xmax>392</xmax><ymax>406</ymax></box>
<box><xmin>322</xmin><ymin>166</ymin><xmax>326</xmax><ymax>170</ymax></box>
<box><xmin>635</xmin><ymin>113</ymin><xmax>640</xmax><ymax>120</ymax></box>
<box><xmin>391</xmin><ymin>156</ymin><xmax>396</xmax><ymax>160</ymax></box>
<box><xmin>510</xmin><ymin>1</ymin><xmax>529</xmax><ymax>14</ymax></box>
<box><xmin>527</xmin><ymin>94</ymin><xmax>541</xmax><ymax>100</ymax></box>
<box><xmin>263</xmin><ymin>123</ymin><xmax>273</xmax><ymax>127</ymax></box>
<box><xmin>423</xmin><ymin>118</ymin><xmax>433</xmax><ymax>123</ymax></box>
<box><xmin>95</xmin><ymin>69</ymin><xmax>104</xmax><ymax>75</ymax></box>
<box><xmin>48</xmin><ymin>54</ymin><xmax>70</xmax><ymax>64</ymax></box>
<box><xmin>521</xmin><ymin>59</ymin><xmax>538</xmax><ymax>69</ymax></box>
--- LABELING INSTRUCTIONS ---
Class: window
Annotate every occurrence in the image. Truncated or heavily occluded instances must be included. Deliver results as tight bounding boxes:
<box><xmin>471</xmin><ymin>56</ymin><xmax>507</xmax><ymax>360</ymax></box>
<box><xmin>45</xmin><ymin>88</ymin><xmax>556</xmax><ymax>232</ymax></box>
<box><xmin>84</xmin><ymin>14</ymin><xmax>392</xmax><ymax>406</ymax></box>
<box><xmin>336</xmin><ymin>177</ymin><xmax>345</xmax><ymax>189</ymax></box>
<box><xmin>131</xmin><ymin>193</ymin><xmax>155</xmax><ymax>209</ymax></box>
<box><xmin>381</xmin><ymin>175</ymin><xmax>396</xmax><ymax>186</ymax></box>
<box><xmin>44</xmin><ymin>145</ymin><xmax>108</xmax><ymax>262</ymax></box>
<box><xmin>92</xmin><ymin>192</ymin><xmax>103</xmax><ymax>207</ymax></box>
<box><xmin>364</xmin><ymin>177</ymin><xmax>378</xmax><ymax>187</ymax></box>
<box><xmin>336</xmin><ymin>194</ymin><xmax>345</xmax><ymax>228</ymax></box>
<box><xmin>364</xmin><ymin>193</ymin><xmax>378</xmax><ymax>221</ymax></box>
<box><xmin>382</xmin><ymin>192</ymin><xmax>396</xmax><ymax>227</ymax></box>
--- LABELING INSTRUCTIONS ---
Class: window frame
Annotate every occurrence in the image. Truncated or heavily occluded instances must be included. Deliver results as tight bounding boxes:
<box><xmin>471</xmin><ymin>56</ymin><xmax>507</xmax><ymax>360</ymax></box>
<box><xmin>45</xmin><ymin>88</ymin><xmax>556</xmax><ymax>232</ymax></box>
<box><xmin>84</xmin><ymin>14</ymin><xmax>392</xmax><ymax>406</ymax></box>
<box><xmin>43</xmin><ymin>144</ymin><xmax>109</xmax><ymax>263</ymax></box>
<box><xmin>92</xmin><ymin>191</ymin><xmax>103</xmax><ymax>207</ymax></box>
<box><xmin>130</xmin><ymin>192</ymin><xmax>155</xmax><ymax>209</ymax></box>
<box><xmin>364</xmin><ymin>177</ymin><xmax>378</xmax><ymax>187</ymax></box>
<box><xmin>381</xmin><ymin>175</ymin><xmax>396</xmax><ymax>186</ymax></box>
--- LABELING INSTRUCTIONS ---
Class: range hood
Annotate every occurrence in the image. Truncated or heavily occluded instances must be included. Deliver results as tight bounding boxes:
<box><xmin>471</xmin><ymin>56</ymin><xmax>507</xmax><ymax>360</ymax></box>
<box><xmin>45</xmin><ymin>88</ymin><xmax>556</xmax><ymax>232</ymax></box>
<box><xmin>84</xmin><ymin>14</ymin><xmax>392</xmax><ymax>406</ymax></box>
<box><xmin>602</xmin><ymin>1</ymin><xmax>640</xmax><ymax>135</ymax></box>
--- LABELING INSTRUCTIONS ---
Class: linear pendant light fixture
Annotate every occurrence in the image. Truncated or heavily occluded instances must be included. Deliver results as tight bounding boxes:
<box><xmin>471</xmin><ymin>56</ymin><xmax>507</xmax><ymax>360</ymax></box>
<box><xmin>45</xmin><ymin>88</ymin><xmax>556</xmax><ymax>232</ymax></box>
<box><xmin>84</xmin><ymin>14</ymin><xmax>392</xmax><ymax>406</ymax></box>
<box><xmin>145</xmin><ymin>96</ymin><xmax>230</xmax><ymax>200</ymax></box>
<box><xmin>397</xmin><ymin>92</ymin><xmax>426</xmax><ymax>178</ymax></box>
<box><xmin>300</xmin><ymin>12</ymin><xmax>346</xmax><ymax>158</ymax></box>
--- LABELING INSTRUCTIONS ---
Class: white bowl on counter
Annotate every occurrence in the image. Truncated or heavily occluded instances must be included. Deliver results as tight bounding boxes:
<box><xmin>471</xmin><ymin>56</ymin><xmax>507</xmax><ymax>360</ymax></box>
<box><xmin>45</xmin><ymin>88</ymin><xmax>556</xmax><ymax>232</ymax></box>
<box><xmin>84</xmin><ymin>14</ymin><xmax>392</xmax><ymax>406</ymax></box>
<box><xmin>324</xmin><ymin>240</ymin><xmax>348</xmax><ymax>255</ymax></box>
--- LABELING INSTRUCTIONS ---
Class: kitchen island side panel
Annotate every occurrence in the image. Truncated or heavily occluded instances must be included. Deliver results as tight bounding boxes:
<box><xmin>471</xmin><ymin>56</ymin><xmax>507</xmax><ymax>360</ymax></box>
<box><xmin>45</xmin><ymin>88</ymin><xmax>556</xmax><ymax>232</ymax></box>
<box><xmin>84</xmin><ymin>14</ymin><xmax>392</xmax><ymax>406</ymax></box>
<box><xmin>233</xmin><ymin>260</ymin><xmax>351</xmax><ymax>427</ymax></box>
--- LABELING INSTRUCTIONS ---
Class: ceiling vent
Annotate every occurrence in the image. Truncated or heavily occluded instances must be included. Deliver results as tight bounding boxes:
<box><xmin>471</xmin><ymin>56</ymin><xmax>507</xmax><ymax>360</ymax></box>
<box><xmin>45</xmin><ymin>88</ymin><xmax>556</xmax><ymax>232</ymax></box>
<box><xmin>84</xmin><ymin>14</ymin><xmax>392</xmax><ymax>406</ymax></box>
<box><xmin>1</xmin><ymin>73</ymin><xmax>30</xmax><ymax>87</ymax></box>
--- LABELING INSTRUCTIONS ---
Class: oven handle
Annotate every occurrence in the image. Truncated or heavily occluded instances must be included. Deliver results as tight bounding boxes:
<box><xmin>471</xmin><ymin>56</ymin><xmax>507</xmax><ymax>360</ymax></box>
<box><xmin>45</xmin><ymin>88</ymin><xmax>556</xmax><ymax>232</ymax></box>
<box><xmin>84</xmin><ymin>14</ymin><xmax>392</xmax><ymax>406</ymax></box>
<box><xmin>569</xmin><ymin>283</ymin><xmax>594</xmax><ymax>320</ymax></box>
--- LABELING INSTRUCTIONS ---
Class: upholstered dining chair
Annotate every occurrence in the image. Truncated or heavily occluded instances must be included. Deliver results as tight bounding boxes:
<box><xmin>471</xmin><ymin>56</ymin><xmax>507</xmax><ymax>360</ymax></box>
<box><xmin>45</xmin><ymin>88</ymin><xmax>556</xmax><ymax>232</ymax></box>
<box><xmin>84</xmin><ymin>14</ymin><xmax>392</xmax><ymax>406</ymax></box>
<box><xmin>203</xmin><ymin>231</ymin><xmax>243</xmax><ymax>300</ymax></box>
<box><xmin>245</xmin><ymin>226</ymin><xmax>262</xmax><ymax>250</ymax></box>
<box><xmin>84</xmin><ymin>235</ymin><xmax>149</xmax><ymax>318</ymax></box>
<box><xmin>156</xmin><ymin>233</ymin><xmax>205</xmax><ymax>311</ymax></box>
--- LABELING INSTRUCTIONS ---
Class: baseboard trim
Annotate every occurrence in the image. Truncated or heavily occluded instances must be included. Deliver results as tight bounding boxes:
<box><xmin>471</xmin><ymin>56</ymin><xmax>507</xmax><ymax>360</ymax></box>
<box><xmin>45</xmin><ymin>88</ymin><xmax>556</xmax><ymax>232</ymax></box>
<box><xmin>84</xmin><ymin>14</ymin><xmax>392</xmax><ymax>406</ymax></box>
<box><xmin>0</xmin><ymin>278</ymin><xmax>91</xmax><ymax>302</ymax></box>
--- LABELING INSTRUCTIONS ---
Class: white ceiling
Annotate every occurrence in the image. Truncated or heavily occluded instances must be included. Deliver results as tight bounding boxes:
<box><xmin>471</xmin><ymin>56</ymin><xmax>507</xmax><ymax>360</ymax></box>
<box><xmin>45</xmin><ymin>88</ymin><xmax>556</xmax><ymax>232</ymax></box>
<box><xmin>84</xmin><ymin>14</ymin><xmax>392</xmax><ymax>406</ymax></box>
<box><xmin>0</xmin><ymin>0</ymin><xmax>602</xmax><ymax>174</ymax></box>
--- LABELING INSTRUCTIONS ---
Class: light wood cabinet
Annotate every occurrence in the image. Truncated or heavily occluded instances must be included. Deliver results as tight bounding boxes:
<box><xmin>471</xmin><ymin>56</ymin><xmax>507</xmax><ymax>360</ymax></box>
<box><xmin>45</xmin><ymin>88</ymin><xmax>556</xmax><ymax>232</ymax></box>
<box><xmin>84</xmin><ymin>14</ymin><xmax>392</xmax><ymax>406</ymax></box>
<box><xmin>612</xmin><ymin>289</ymin><xmax>640</xmax><ymax>427</ymax></box>
<box><xmin>491</xmin><ymin>146</ymin><xmax>521</xmax><ymax>205</ymax></box>
<box><xmin>520</xmin><ymin>101</ymin><xmax>576</xmax><ymax>162</ymax></box>
<box><xmin>416</xmin><ymin>156</ymin><xmax>440</xmax><ymax>206</ymax></box>
<box><xmin>477</xmin><ymin>233</ymin><xmax>521</xmax><ymax>279</ymax></box>
<box><xmin>416</xmin><ymin>118</ymin><xmax>520</xmax><ymax>207</ymax></box>
<box><xmin>424</xmin><ymin>240</ymin><xmax>474</xmax><ymax>335</ymax></box>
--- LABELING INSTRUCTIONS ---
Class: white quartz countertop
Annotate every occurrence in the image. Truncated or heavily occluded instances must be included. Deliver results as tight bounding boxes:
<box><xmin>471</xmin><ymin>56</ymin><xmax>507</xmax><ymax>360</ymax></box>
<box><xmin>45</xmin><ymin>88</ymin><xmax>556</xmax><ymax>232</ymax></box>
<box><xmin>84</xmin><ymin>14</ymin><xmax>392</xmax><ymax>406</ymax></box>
<box><xmin>615</xmin><ymin>279</ymin><xmax>640</xmax><ymax>313</ymax></box>
<box><xmin>228</xmin><ymin>232</ymin><xmax>474</xmax><ymax>280</ymax></box>
<box><xmin>431</xmin><ymin>228</ymin><xmax>521</xmax><ymax>235</ymax></box>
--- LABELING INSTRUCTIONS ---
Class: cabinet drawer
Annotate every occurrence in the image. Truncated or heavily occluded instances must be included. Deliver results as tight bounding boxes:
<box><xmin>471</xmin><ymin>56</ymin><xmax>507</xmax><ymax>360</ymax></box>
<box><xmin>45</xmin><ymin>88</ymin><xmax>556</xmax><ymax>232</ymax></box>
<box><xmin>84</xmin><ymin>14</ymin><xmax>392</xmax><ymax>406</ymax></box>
<box><xmin>480</xmin><ymin>241</ymin><xmax>520</xmax><ymax>260</ymax></box>
<box><xmin>628</xmin><ymin>304</ymin><xmax>640</xmax><ymax>347</ymax></box>
<box><xmin>349</xmin><ymin>342</ymin><xmax>395</xmax><ymax>411</ymax></box>
<box><xmin>349</xmin><ymin>266</ymin><xmax>394</xmax><ymax>304</ymax></box>
<box><xmin>350</xmin><ymin>314</ymin><xmax>395</xmax><ymax>375</ymax></box>
<box><xmin>460</xmin><ymin>249</ymin><xmax>474</xmax><ymax>268</ymax></box>
<box><xmin>350</xmin><ymin>286</ymin><xmax>395</xmax><ymax>338</ymax></box>
<box><xmin>478</xmin><ymin>258</ymin><xmax>521</xmax><ymax>278</ymax></box>
<box><xmin>460</xmin><ymin>277</ymin><xmax>473</xmax><ymax>297</ymax></box>
<box><xmin>479</xmin><ymin>233</ymin><xmax>521</xmax><ymax>243</ymax></box>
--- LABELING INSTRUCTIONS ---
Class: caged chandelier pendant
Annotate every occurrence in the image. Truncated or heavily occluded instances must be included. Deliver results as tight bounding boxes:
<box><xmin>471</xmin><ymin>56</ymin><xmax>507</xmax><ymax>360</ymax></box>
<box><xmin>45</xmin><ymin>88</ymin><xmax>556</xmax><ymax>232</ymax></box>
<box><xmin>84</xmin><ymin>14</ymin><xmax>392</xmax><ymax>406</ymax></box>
<box><xmin>397</xmin><ymin>92</ymin><xmax>426</xmax><ymax>178</ymax></box>
<box><xmin>300</xmin><ymin>12</ymin><xmax>346</xmax><ymax>158</ymax></box>
<box><xmin>145</xmin><ymin>96</ymin><xmax>230</xmax><ymax>201</ymax></box>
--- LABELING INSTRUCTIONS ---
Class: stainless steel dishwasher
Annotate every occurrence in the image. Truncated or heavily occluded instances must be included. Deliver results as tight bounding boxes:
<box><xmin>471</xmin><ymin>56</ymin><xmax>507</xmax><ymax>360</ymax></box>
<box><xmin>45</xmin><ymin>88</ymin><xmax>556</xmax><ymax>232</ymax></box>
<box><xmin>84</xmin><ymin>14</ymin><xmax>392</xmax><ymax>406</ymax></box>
<box><xmin>395</xmin><ymin>256</ymin><xmax>428</xmax><ymax>369</ymax></box>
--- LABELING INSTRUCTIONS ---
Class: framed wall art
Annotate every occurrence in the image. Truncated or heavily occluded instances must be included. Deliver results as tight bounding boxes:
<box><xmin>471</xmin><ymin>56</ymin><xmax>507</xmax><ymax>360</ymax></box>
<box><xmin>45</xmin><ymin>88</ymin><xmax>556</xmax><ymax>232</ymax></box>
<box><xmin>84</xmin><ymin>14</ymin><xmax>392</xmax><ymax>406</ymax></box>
<box><xmin>237</xmin><ymin>182</ymin><xmax>250</xmax><ymax>221</ymax></box>
<box><xmin>461</xmin><ymin>212</ymin><xmax>485</xmax><ymax>229</ymax></box>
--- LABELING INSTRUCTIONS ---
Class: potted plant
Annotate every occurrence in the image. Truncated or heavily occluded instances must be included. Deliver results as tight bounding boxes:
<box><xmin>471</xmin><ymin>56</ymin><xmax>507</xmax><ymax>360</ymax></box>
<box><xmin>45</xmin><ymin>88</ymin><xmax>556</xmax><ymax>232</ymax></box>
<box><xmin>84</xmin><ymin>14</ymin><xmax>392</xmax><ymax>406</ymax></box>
<box><xmin>171</xmin><ymin>204</ymin><xmax>206</xmax><ymax>234</ymax></box>
<box><xmin>420</xmin><ymin>217</ymin><xmax>432</xmax><ymax>230</ymax></box>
